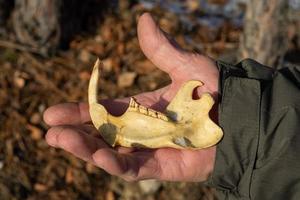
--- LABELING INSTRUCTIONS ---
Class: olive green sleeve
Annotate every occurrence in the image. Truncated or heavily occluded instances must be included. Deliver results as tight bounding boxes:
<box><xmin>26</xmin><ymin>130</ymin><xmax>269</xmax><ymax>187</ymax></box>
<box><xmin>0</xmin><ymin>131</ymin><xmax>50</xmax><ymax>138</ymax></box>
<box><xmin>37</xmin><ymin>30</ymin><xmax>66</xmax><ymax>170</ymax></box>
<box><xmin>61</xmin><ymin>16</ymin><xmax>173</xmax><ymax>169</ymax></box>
<box><xmin>205</xmin><ymin>59</ymin><xmax>300</xmax><ymax>200</ymax></box>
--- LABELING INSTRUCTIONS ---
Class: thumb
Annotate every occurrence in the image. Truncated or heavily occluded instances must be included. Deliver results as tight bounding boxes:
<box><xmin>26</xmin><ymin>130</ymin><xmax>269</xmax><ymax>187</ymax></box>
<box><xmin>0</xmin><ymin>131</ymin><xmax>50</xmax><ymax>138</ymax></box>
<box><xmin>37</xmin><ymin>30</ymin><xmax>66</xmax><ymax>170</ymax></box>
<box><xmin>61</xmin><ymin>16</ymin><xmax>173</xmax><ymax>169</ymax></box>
<box><xmin>137</xmin><ymin>13</ymin><xmax>188</xmax><ymax>79</ymax></box>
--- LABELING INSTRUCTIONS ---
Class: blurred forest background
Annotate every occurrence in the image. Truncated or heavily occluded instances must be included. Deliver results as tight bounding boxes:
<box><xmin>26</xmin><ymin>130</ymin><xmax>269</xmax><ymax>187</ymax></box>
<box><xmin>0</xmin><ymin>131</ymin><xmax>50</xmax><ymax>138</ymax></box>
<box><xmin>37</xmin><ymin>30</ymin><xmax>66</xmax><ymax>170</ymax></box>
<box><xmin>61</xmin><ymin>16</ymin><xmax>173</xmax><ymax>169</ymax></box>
<box><xmin>0</xmin><ymin>0</ymin><xmax>299</xmax><ymax>200</ymax></box>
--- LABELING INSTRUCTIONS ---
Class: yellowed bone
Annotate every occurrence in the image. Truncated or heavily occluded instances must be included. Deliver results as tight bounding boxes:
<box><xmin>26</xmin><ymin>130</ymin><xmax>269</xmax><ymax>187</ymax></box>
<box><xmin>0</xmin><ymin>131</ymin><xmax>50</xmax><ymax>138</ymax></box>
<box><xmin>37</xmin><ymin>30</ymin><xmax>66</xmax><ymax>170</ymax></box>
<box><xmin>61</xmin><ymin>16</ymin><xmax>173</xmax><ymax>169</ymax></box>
<box><xmin>88</xmin><ymin>59</ymin><xmax>223</xmax><ymax>149</ymax></box>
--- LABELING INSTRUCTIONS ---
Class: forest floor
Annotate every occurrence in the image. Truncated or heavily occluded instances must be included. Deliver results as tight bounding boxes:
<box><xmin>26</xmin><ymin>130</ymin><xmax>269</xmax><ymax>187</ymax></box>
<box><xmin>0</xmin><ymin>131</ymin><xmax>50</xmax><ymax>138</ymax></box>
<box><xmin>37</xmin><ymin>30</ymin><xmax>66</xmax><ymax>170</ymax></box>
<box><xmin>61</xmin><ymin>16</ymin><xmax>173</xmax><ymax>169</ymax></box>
<box><xmin>0</xmin><ymin>1</ymin><xmax>298</xmax><ymax>200</ymax></box>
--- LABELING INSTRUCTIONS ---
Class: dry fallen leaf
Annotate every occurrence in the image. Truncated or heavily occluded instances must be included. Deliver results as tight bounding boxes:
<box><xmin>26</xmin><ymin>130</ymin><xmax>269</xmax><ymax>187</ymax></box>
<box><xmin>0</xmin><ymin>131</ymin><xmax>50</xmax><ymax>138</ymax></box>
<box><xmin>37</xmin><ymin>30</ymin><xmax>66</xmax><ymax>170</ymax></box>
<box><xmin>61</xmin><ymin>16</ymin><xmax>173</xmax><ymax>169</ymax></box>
<box><xmin>79</xmin><ymin>71</ymin><xmax>91</xmax><ymax>81</ymax></box>
<box><xmin>135</xmin><ymin>60</ymin><xmax>156</xmax><ymax>75</ymax></box>
<box><xmin>14</xmin><ymin>71</ymin><xmax>25</xmax><ymax>88</ymax></box>
<box><xmin>34</xmin><ymin>183</ymin><xmax>47</xmax><ymax>192</ymax></box>
<box><xmin>102</xmin><ymin>58</ymin><xmax>113</xmax><ymax>72</ymax></box>
<box><xmin>105</xmin><ymin>190</ymin><xmax>115</xmax><ymax>200</ymax></box>
<box><xmin>187</xmin><ymin>0</ymin><xmax>200</xmax><ymax>11</ymax></box>
<box><xmin>79</xmin><ymin>50</ymin><xmax>92</xmax><ymax>63</ymax></box>
<box><xmin>26</xmin><ymin>124</ymin><xmax>43</xmax><ymax>141</ymax></box>
<box><xmin>65</xmin><ymin>167</ymin><xmax>74</xmax><ymax>184</ymax></box>
<box><xmin>30</xmin><ymin>112</ymin><xmax>41</xmax><ymax>124</ymax></box>
<box><xmin>117</xmin><ymin>72</ymin><xmax>137</xmax><ymax>88</ymax></box>
<box><xmin>85</xmin><ymin>162</ymin><xmax>98</xmax><ymax>174</ymax></box>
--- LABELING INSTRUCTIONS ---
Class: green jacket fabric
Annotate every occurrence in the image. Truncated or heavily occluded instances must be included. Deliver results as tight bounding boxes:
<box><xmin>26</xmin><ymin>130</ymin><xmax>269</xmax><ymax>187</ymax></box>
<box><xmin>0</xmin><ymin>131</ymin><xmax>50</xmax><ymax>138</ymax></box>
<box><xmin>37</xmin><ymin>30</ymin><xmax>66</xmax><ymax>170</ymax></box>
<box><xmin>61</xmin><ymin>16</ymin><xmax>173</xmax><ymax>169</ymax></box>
<box><xmin>205</xmin><ymin>59</ymin><xmax>300</xmax><ymax>200</ymax></box>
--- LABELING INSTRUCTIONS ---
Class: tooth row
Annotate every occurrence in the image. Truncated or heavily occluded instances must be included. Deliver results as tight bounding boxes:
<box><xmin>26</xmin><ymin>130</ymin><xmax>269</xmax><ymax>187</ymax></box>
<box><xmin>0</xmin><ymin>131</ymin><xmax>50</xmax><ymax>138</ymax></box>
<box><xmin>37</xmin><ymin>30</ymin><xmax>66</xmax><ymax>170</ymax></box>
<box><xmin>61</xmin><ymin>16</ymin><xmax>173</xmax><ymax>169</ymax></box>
<box><xmin>128</xmin><ymin>97</ymin><xmax>168</xmax><ymax>121</ymax></box>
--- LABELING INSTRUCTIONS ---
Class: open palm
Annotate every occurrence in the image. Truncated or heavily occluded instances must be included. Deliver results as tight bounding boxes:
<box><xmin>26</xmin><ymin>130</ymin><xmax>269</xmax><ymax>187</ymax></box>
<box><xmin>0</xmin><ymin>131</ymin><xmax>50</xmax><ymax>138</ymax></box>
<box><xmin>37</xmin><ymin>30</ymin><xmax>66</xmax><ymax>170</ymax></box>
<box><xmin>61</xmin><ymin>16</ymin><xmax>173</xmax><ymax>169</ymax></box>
<box><xmin>44</xmin><ymin>13</ymin><xmax>219</xmax><ymax>182</ymax></box>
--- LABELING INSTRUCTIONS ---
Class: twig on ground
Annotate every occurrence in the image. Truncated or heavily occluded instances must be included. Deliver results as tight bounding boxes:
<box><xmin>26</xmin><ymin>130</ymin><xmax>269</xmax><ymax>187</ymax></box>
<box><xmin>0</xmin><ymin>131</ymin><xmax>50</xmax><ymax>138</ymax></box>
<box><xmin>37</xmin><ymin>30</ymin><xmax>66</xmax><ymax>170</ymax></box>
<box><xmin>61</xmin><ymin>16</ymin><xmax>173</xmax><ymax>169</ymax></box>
<box><xmin>0</xmin><ymin>40</ymin><xmax>42</xmax><ymax>55</ymax></box>
<box><xmin>21</xmin><ymin>52</ymin><xmax>69</xmax><ymax>99</ymax></box>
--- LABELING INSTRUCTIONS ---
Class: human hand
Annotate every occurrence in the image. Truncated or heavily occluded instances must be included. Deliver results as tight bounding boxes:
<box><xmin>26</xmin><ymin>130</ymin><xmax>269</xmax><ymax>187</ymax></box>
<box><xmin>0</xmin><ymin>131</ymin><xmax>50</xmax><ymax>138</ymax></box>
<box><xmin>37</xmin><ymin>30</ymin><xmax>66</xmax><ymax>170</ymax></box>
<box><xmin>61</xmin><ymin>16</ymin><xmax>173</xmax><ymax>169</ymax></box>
<box><xmin>44</xmin><ymin>13</ymin><xmax>219</xmax><ymax>182</ymax></box>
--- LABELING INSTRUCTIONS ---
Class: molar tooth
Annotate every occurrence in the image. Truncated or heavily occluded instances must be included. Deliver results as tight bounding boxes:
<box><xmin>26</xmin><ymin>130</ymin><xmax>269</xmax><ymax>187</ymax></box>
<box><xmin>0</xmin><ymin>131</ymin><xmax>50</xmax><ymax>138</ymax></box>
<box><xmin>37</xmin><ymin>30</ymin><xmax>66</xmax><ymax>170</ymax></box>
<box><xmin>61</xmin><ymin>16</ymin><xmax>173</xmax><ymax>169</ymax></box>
<box><xmin>128</xmin><ymin>98</ymin><xmax>140</xmax><ymax>111</ymax></box>
<box><xmin>158</xmin><ymin>113</ymin><xmax>168</xmax><ymax>121</ymax></box>
<box><xmin>138</xmin><ymin>106</ymin><xmax>148</xmax><ymax>114</ymax></box>
<box><xmin>148</xmin><ymin>109</ymin><xmax>158</xmax><ymax>118</ymax></box>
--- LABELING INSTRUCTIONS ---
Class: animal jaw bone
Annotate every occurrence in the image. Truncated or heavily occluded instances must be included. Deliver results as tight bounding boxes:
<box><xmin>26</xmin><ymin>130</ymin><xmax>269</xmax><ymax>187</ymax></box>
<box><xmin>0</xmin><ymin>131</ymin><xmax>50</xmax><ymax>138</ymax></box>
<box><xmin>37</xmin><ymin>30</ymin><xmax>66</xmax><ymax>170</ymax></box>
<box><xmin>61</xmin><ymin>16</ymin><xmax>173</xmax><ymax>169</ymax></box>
<box><xmin>88</xmin><ymin>59</ymin><xmax>223</xmax><ymax>149</ymax></box>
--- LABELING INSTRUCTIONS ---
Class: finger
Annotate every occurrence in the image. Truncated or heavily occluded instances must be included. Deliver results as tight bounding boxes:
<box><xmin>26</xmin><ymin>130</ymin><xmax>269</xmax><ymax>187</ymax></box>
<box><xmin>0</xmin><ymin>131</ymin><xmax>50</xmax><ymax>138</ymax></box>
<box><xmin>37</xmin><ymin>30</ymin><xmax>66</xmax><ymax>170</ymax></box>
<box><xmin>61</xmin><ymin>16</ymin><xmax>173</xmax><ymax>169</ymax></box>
<box><xmin>43</xmin><ymin>99</ymin><xmax>129</xmax><ymax>126</ymax></box>
<box><xmin>137</xmin><ymin>13</ymin><xmax>188</xmax><ymax>79</ymax></box>
<box><xmin>43</xmin><ymin>85</ymin><xmax>170</xmax><ymax>127</ymax></box>
<box><xmin>92</xmin><ymin>149</ymin><xmax>162</xmax><ymax>181</ymax></box>
<box><xmin>45</xmin><ymin>125</ymin><xmax>109</xmax><ymax>163</ymax></box>
<box><xmin>43</xmin><ymin>103</ymin><xmax>90</xmax><ymax>126</ymax></box>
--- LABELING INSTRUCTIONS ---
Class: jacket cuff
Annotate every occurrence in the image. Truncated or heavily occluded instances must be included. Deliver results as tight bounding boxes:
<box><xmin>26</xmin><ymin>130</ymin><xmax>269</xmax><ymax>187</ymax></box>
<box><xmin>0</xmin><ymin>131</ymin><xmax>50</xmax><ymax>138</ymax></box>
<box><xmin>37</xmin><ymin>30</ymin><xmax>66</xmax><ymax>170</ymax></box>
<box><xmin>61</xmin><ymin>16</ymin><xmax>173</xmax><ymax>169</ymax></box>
<box><xmin>205</xmin><ymin>59</ymin><xmax>273</xmax><ymax>198</ymax></box>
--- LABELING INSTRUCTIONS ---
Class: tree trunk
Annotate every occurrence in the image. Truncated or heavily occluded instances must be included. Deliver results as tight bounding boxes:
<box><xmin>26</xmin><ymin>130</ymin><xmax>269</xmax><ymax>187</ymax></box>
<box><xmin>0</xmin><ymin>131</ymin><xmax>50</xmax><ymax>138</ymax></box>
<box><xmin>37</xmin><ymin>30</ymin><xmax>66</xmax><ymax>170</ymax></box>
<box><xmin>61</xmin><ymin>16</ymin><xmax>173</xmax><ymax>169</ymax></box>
<box><xmin>12</xmin><ymin>0</ymin><xmax>60</xmax><ymax>55</ymax></box>
<box><xmin>11</xmin><ymin>0</ymin><xmax>109</xmax><ymax>55</ymax></box>
<box><xmin>239</xmin><ymin>0</ymin><xmax>289</xmax><ymax>67</ymax></box>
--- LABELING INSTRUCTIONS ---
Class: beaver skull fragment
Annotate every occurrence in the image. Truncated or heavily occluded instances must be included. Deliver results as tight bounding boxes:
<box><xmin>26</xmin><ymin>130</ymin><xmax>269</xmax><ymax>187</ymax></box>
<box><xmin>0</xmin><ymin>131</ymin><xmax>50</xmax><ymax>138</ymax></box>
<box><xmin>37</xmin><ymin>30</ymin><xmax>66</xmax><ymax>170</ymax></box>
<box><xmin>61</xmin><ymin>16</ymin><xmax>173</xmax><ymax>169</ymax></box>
<box><xmin>88</xmin><ymin>59</ymin><xmax>223</xmax><ymax>149</ymax></box>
